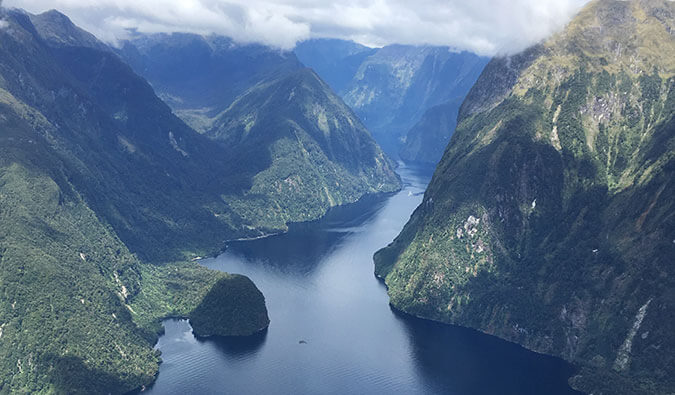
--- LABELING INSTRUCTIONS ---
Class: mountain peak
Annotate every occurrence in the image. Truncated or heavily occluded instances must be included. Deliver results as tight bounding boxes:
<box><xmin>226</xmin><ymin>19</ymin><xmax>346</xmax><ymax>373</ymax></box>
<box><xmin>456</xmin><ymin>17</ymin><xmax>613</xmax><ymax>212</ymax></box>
<box><xmin>553</xmin><ymin>0</ymin><xmax>675</xmax><ymax>74</ymax></box>
<box><xmin>460</xmin><ymin>0</ymin><xmax>674</xmax><ymax>120</ymax></box>
<box><xmin>29</xmin><ymin>9</ymin><xmax>109</xmax><ymax>51</ymax></box>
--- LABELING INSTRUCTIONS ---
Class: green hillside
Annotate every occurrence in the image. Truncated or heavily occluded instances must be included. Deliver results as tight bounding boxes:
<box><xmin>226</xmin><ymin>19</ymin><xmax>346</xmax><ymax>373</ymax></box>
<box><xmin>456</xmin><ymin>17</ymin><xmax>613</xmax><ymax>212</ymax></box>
<box><xmin>0</xmin><ymin>10</ymin><xmax>270</xmax><ymax>393</ymax></box>
<box><xmin>375</xmin><ymin>1</ymin><xmax>675</xmax><ymax>393</ymax></box>
<box><xmin>207</xmin><ymin>68</ymin><xmax>400</xmax><ymax>230</ymax></box>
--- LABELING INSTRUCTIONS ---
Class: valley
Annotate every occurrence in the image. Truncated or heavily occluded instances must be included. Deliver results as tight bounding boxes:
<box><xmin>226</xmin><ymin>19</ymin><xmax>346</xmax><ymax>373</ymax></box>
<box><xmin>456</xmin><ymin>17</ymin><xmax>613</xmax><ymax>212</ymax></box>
<box><xmin>0</xmin><ymin>0</ymin><xmax>672</xmax><ymax>394</ymax></box>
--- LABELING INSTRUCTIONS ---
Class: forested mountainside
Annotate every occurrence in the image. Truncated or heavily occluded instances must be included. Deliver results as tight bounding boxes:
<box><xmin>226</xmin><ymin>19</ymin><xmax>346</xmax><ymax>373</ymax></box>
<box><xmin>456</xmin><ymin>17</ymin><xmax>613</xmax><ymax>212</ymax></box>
<box><xmin>118</xmin><ymin>33</ymin><xmax>400</xmax><ymax>232</ymax></box>
<box><xmin>375</xmin><ymin>0</ymin><xmax>675</xmax><ymax>393</ymax></box>
<box><xmin>0</xmin><ymin>8</ymin><xmax>396</xmax><ymax>393</ymax></box>
<box><xmin>205</xmin><ymin>67</ymin><xmax>400</xmax><ymax>230</ymax></box>
<box><xmin>0</xmin><ymin>9</ymin><xmax>268</xmax><ymax>394</ymax></box>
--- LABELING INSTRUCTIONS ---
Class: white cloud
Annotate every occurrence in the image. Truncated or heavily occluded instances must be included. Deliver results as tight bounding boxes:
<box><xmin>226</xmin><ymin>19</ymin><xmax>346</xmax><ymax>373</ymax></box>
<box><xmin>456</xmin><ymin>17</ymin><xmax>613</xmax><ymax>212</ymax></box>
<box><xmin>0</xmin><ymin>0</ymin><xmax>7</xmax><ymax>28</ymax></box>
<box><xmin>4</xmin><ymin>0</ymin><xmax>589</xmax><ymax>54</ymax></box>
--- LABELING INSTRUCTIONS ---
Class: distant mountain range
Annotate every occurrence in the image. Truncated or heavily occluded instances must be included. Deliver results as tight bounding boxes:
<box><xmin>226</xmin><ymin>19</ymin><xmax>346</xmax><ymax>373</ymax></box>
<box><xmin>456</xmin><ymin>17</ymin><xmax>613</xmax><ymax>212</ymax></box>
<box><xmin>375</xmin><ymin>0</ymin><xmax>675</xmax><ymax>393</ymax></box>
<box><xmin>117</xmin><ymin>33</ymin><xmax>303</xmax><ymax>130</ymax></box>
<box><xmin>296</xmin><ymin>40</ymin><xmax>488</xmax><ymax>162</ymax></box>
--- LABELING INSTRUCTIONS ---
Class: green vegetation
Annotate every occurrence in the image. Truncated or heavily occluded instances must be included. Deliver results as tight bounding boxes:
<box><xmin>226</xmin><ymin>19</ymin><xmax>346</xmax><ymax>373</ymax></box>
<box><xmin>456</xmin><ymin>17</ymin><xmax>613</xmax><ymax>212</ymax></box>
<box><xmin>1</xmin><ymin>8</ymin><xmax>410</xmax><ymax>393</ymax></box>
<box><xmin>0</xmin><ymin>97</ymin><xmax>269</xmax><ymax>393</ymax></box>
<box><xmin>190</xmin><ymin>276</ymin><xmax>269</xmax><ymax>337</ymax></box>
<box><xmin>0</xmin><ymin>7</ymin><xmax>398</xmax><ymax>393</ymax></box>
<box><xmin>0</xmin><ymin>160</ymin><xmax>157</xmax><ymax>394</ymax></box>
<box><xmin>375</xmin><ymin>1</ymin><xmax>675</xmax><ymax>394</ymax></box>
<box><xmin>207</xmin><ymin>68</ymin><xmax>400</xmax><ymax>229</ymax></box>
<box><xmin>127</xmin><ymin>263</ymin><xmax>268</xmax><ymax>341</ymax></box>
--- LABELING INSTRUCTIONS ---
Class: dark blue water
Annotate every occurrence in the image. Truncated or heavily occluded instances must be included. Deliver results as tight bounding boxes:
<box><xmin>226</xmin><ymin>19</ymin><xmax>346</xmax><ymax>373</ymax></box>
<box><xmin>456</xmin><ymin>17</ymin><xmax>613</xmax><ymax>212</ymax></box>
<box><xmin>145</xmin><ymin>164</ymin><xmax>581</xmax><ymax>395</ymax></box>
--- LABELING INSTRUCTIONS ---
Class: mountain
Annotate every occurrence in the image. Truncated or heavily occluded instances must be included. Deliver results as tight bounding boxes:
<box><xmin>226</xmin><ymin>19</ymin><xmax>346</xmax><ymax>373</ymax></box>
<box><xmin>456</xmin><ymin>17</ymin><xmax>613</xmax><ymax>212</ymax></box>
<box><xmin>118</xmin><ymin>33</ymin><xmax>400</xmax><ymax>231</ymax></box>
<box><xmin>0</xmin><ymin>9</ymin><xmax>270</xmax><ymax>393</ymax></box>
<box><xmin>0</xmin><ymin>8</ymin><xmax>400</xmax><ymax>391</ymax></box>
<box><xmin>341</xmin><ymin>46</ymin><xmax>488</xmax><ymax>154</ymax></box>
<box><xmin>204</xmin><ymin>67</ymin><xmax>399</xmax><ymax>230</ymax></box>
<box><xmin>398</xmin><ymin>98</ymin><xmax>464</xmax><ymax>164</ymax></box>
<box><xmin>295</xmin><ymin>40</ymin><xmax>487</xmax><ymax>156</ymax></box>
<box><xmin>374</xmin><ymin>0</ymin><xmax>675</xmax><ymax>394</ymax></box>
<box><xmin>117</xmin><ymin>33</ymin><xmax>303</xmax><ymax>132</ymax></box>
<box><xmin>294</xmin><ymin>38</ymin><xmax>377</xmax><ymax>94</ymax></box>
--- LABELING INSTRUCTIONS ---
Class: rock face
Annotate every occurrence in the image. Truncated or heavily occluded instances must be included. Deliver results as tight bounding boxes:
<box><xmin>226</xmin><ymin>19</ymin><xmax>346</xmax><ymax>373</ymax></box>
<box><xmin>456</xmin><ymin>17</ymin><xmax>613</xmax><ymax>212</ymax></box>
<box><xmin>341</xmin><ymin>46</ymin><xmax>487</xmax><ymax>155</ymax></box>
<box><xmin>375</xmin><ymin>1</ymin><xmax>675</xmax><ymax>394</ymax></box>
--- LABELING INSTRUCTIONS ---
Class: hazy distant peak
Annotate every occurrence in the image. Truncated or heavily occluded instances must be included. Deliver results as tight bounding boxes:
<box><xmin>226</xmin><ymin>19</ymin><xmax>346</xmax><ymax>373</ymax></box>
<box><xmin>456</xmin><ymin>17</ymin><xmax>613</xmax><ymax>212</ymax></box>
<box><xmin>29</xmin><ymin>8</ymin><xmax>109</xmax><ymax>51</ymax></box>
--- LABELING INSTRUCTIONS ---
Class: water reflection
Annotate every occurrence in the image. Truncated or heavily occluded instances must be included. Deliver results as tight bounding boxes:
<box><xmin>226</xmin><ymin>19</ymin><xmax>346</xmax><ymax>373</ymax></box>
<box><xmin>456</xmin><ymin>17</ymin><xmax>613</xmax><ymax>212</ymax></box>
<box><xmin>224</xmin><ymin>193</ymin><xmax>391</xmax><ymax>276</ymax></box>
<box><xmin>197</xmin><ymin>328</ymin><xmax>268</xmax><ymax>359</ymax></box>
<box><xmin>391</xmin><ymin>308</ymin><xmax>582</xmax><ymax>395</ymax></box>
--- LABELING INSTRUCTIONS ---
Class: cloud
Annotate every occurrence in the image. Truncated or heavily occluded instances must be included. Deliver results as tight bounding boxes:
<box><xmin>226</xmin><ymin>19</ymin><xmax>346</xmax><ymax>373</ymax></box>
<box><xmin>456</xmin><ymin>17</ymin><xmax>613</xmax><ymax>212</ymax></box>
<box><xmin>0</xmin><ymin>0</ymin><xmax>8</xmax><ymax>29</ymax></box>
<box><xmin>4</xmin><ymin>0</ymin><xmax>589</xmax><ymax>54</ymax></box>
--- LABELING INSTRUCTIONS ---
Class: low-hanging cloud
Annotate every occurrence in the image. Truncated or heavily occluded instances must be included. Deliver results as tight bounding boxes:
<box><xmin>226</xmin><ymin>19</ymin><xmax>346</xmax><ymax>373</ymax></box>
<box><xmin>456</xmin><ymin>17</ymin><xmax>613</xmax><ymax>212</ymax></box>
<box><xmin>0</xmin><ymin>0</ymin><xmax>8</xmax><ymax>30</ymax></box>
<box><xmin>4</xmin><ymin>0</ymin><xmax>589</xmax><ymax>54</ymax></box>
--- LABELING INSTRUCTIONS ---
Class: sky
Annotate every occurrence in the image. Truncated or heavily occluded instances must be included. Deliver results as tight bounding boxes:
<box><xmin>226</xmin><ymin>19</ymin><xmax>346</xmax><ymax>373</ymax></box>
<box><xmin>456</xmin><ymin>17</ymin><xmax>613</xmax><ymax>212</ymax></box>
<box><xmin>4</xmin><ymin>0</ymin><xmax>590</xmax><ymax>55</ymax></box>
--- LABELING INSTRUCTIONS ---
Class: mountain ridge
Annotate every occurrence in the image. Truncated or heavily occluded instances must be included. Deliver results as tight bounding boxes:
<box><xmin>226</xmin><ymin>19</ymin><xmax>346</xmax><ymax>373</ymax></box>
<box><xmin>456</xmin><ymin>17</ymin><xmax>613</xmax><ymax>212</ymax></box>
<box><xmin>374</xmin><ymin>1</ymin><xmax>674</xmax><ymax>393</ymax></box>
<box><xmin>205</xmin><ymin>66</ymin><xmax>400</xmax><ymax>230</ymax></box>
<box><xmin>0</xmin><ymin>8</ymin><xmax>397</xmax><ymax>393</ymax></box>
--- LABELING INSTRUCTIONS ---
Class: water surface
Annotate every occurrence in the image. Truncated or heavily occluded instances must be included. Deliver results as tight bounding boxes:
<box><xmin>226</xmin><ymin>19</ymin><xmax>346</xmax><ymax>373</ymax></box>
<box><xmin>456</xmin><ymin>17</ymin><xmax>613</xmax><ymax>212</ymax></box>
<box><xmin>146</xmin><ymin>164</ymin><xmax>581</xmax><ymax>395</ymax></box>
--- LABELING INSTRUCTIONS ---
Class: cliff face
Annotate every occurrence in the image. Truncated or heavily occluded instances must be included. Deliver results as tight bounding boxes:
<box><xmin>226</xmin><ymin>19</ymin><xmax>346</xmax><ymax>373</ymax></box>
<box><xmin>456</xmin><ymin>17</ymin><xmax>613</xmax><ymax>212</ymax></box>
<box><xmin>398</xmin><ymin>98</ymin><xmax>464</xmax><ymax>164</ymax></box>
<box><xmin>375</xmin><ymin>1</ymin><xmax>675</xmax><ymax>393</ymax></box>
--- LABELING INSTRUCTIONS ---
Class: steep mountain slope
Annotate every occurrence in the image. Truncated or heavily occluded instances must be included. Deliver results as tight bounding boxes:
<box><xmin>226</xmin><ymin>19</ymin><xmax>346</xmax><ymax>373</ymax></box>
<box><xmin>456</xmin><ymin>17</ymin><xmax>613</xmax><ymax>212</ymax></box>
<box><xmin>8</xmin><ymin>10</ymin><xmax>256</xmax><ymax>262</ymax></box>
<box><xmin>0</xmin><ymin>9</ymin><xmax>269</xmax><ymax>393</ymax></box>
<box><xmin>398</xmin><ymin>98</ymin><xmax>464</xmax><ymax>164</ymax></box>
<box><xmin>294</xmin><ymin>38</ymin><xmax>377</xmax><ymax>94</ymax></box>
<box><xmin>375</xmin><ymin>1</ymin><xmax>674</xmax><ymax>394</ymax></box>
<box><xmin>0</xmin><ymin>10</ymin><xmax>399</xmax><ymax>391</ymax></box>
<box><xmin>118</xmin><ymin>33</ymin><xmax>401</xmax><ymax>227</ymax></box>
<box><xmin>117</xmin><ymin>33</ymin><xmax>303</xmax><ymax>132</ymax></box>
<box><xmin>341</xmin><ymin>46</ymin><xmax>487</xmax><ymax>154</ymax></box>
<box><xmin>206</xmin><ymin>68</ymin><xmax>400</xmax><ymax>229</ymax></box>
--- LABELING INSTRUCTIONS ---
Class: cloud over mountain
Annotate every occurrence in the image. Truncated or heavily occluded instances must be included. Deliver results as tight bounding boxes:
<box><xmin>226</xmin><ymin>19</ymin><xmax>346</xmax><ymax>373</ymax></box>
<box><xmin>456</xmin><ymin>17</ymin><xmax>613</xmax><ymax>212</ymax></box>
<box><xmin>5</xmin><ymin>0</ymin><xmax>588</xmax><ymax>54</ymax></box>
